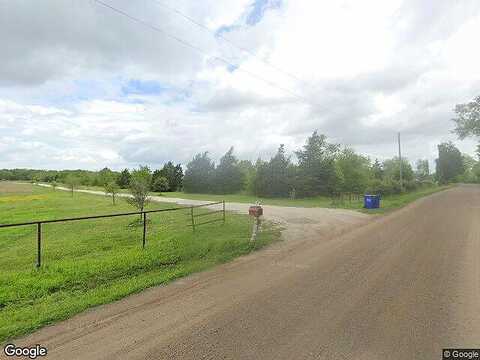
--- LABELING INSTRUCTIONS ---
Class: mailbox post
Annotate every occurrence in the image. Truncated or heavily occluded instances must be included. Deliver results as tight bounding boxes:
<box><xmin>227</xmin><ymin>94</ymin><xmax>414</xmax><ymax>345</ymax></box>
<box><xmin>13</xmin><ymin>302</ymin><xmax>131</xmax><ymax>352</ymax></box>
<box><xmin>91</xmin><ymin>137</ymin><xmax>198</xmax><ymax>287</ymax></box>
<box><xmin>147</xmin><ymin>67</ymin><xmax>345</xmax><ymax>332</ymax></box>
<box><xmin>249</xmin><ymin>205</ymin><xmax>263</xmax><ymax>242</ymax></box>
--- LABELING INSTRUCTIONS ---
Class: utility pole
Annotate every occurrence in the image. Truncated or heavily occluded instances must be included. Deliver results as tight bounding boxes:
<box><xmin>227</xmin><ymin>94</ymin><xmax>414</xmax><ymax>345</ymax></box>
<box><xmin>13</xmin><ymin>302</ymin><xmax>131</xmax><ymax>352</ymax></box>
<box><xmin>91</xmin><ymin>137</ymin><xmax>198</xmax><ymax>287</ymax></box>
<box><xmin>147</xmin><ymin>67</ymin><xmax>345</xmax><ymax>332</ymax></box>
<box><xmin>398</xmin><ymin>132</ymin><xmax>403</xmax><ymax>191</ymax></box>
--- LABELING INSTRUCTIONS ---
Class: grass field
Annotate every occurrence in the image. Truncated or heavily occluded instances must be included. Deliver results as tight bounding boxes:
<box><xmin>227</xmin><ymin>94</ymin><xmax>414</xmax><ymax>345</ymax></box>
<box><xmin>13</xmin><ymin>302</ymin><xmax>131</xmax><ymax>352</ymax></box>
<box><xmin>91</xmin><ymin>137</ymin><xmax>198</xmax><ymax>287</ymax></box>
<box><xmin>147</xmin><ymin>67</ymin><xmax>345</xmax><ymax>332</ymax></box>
<box><xmin>0</xmin><ymin>182</ymin><xmax>281</xmax><ymax>342</ymax></box>
<box><xmin>158</xmin><ymin>186</ymin><xmax>452</xmax><ymax>213</ymax></box>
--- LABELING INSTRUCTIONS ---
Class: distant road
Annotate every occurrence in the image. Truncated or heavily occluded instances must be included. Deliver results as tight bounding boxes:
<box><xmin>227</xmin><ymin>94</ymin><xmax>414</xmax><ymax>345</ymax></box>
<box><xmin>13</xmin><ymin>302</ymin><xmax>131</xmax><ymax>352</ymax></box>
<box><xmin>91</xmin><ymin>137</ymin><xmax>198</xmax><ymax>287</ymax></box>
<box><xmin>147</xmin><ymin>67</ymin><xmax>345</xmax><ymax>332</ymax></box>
<box><xmin>12</xmin><ymin>185</ymin><xmax>479</xmax><ymax>359</ymax></box>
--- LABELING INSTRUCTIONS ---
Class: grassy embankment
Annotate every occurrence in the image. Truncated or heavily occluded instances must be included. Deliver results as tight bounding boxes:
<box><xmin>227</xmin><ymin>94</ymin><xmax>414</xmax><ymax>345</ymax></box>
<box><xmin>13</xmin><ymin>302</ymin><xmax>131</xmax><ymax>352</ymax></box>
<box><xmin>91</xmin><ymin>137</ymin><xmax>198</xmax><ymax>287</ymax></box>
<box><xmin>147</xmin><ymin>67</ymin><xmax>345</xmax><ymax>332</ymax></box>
<box><xmin>0</xmin><ymin>182</ymin><xmax>281</xmax><ymax>342</ymax></box>
<box><xmin>159</xmin><ymin>186</ymin><xmax>452</xmax><ymax>213</ymax></box>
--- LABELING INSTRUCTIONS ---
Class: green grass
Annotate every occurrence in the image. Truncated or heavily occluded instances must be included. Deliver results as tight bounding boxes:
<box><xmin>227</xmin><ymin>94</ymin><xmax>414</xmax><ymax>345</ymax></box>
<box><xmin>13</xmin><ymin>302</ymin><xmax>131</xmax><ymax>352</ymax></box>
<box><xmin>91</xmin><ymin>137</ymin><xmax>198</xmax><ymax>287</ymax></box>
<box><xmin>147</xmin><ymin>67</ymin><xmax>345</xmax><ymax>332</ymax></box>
<box><xmin>0</xmin><ymin>182</ymin><xmax>281</xmax><ymax>342</ymax></box>
<box><xmin>359</xmin><ymin>185</ymin><xmax>453</xmax><ymax>214</ymax></box>
<box><xmin>158</xmin><ymin>186</ymin><xmax>452</xmax><ymax>212</ymax></box>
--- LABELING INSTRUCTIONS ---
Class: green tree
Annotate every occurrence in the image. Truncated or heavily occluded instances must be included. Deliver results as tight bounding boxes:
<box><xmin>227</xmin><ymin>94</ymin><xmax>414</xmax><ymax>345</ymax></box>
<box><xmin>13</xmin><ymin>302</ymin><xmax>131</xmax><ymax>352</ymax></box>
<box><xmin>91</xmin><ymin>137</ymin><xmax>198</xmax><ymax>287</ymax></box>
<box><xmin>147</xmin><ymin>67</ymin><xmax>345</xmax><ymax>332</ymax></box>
<box><xmin>173</xmin><ymin>164</ymin><xmax>184</xmax><ymax>191</ymax></box>
<box><xmin>117</xmin><ymin>169</ymin><xmax>131</xmax><ymax>189</ymax></box>
<box><xmin>104</xmin><ymin>181</ymin><xmax>120</xmax><ymax>205</ymax></box>
<box><xmin>336</xmin><ymin>148</ymin><xmax>371</xmax><ymax>194</ymax></box>
<box><xmin>415</xmin><ymin>159</ymin><xmax>430</xmax><ymax>181</ymax></box>
<box><xmin>435</xmin><ymin>142</ymin><xmax>465</xmax><ymax>184</ymax></box>
<box><xmin>214</xmin><ymin>147</ymin><xmax>245</xmax><ymax>194</ymax></box>
<box><xmin>453</xmin><ymin>96</ymin><xmax>480</xmax><ymax>166</ymax></box>
<box><xmin>251</xmin><ymin>159</ymin><xmax>267</xmax><ymax>196</ymax></box>
<box><xmin>151</xmin><ymin>169</ymin><xmax>164</xmax><ymax>189</ymax></box>
<box><xmin>254</xmin><ymin>145</ymin><xmax>294</xmax><ymax>197</ymax></box>
<box><xmin>131</xmin><ymin>166</ymin><xmax>152</xmax><ymax>185</ymax></box>
<box><xmin>371</xmin><ymin>159</ymin><xmax>384</xmax><ymax>180</ymax></box>
<box><xmin>152</xmin><ymin>176</ymin><xmax>170</xmax><ymax>192</ymax></box>
<box><xmin>126</xmin><ymin>166</ymin><xmax>152</xmax><ymax>213</ymax></box>
<box><xmin>98</xmin><ymin>167</ymin><xmax>115</xmax><ymax>186</ymax></box>
<box><xmin>295</xmin><ymin>131</ymin><xmax>340</xmax><ymax>196</ymax></box>
<box><xmin>183</xmin><ymin>152</ymin><xmax>215</xmax><ymax>193</ymax></box>
<box><xmin>472</xmin><ymin>162</ymin><xmax>480</xmax><ymax>183</ymax></box>
<box><xmin>462</xmin><ymin>154</ymin><xmax>476</xmax><ymax>173</ymax></box>
<box><xmin>152</xmin><ymin>162</ymin><xmax>184</xmax><ymax>192</ymax></box>
<box><xmin>452</xmin><ymin>95</ymin><xmax>480</xmax><ymax>139</ymax></box>
<box><xmin>65</xmin><ymin>175</ymin><xmax>80</xmax><ymax>197</ymax></box>
<box><xmin>458</xmin><ymin>154</ymin><xmax>479</xmax><ymax>183</ymax></box>
<box><xmin>383</xmin><ymin>157</ymin><xmax>414</xmax><ymax>182</ymax></box>
<box><xmin>238</xmin><ymin>159</ymin><xmax>256</xmax><ymax>194</ymax></box>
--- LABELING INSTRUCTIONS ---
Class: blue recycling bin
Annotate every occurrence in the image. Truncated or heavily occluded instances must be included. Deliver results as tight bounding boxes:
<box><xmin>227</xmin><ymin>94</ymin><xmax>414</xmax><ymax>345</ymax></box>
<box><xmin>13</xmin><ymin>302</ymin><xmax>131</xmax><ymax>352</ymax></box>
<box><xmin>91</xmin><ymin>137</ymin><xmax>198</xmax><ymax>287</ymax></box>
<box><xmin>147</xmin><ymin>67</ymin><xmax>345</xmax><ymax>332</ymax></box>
<box><xmin>364</xmin><ymin>194</ymin><xmax>380</xmax><ymax>209</ymax></box>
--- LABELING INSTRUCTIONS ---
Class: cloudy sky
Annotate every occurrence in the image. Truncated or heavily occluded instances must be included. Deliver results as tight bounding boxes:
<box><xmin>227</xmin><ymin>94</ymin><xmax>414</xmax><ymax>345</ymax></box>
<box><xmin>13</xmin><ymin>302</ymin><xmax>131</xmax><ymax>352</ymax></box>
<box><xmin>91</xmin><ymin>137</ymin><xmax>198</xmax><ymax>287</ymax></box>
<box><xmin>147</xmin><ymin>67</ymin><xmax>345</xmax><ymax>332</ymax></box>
<box><xmin>1</xmin><ymin>0</ymin><xmax>479</xmax><ymax>171</ymax></box>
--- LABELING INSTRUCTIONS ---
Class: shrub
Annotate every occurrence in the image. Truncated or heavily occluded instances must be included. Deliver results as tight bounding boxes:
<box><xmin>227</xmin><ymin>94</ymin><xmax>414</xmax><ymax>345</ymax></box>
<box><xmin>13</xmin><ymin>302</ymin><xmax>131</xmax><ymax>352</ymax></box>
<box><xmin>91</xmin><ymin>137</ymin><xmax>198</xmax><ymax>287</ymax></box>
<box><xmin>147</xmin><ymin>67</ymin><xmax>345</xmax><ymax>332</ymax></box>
<box><xmin>366</xmin><ymin>178</ymin><xmax>403</xmax><ymax>196</ymax></box>
<box><xmin>152</xmin><ymin>176</ymin><xmax>170</xmax><ymax>192</ymax></box>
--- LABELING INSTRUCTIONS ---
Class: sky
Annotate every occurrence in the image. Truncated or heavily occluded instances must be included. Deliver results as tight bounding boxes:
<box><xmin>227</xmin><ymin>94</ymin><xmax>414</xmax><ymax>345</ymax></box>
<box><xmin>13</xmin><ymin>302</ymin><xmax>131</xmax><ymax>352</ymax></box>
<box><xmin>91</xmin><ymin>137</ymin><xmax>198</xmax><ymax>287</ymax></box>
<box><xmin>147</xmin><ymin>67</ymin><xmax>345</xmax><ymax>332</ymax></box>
<box><xmin>0</xmin><ymin>0</ymin><xmax>479</xmax><ymax>171</ymax></box>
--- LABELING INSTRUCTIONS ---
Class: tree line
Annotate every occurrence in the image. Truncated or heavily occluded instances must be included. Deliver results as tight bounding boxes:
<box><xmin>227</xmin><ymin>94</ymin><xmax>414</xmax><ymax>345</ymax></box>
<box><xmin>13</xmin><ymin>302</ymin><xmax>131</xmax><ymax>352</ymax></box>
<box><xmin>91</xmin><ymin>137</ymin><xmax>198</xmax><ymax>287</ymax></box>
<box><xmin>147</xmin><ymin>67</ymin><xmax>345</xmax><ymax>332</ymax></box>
<box><xmin>181</xmin><ymin>131</ymin><xmax>416</xmax><ymax>197</ymax></box>
<box><xmin>0</xmin><ymin>161</ymin><xmax>184</xmax><ymax>193</ymax></box>
<box><xmin>2</xmin><ymin>120</ymin><xmax>479</xmax><ymax>199</ymax></box>
<box><xmin>179</xmin><ymin>94</ymin><xmax>480</xmax><ymax>195</ymax></box>
<box><xmin>181</xmin><ymin>131</ymin><xmax>479</xmax><ymax>198</ymax></box>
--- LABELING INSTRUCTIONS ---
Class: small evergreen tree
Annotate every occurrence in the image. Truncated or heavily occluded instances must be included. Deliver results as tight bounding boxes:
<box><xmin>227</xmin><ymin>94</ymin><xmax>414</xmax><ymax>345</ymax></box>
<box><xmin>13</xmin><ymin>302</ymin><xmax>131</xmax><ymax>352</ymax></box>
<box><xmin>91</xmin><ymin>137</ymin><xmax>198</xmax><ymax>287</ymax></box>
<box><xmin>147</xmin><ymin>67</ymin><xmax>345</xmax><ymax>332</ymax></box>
<box><xmin>152</xmin><ymin>162</ymin><xmax>184</xmax><ymax>192</ymax></box>
<box><xmin>117</xmin><ymin>168</ymin><xmax>132</xmax><ymax>188</ymax></box>
<box><xmin>254</xmin><ymin>145</ymin><xmax>293</xmax><ymax>197</ymax></box>
<box><xmin>436</xmin><ymin>142</ymin><xmax>465</xmax><ymax>183</ymax></box>
<box><xmin>183</xmin><ymin>152</ymin><xmax>215</xmax><ymax>193</ymax></box>
<box><xmin>173</xmin><ymin>164</ymin><xmax>184</xmax><ymax>191</ymax></box>
<box><xmin>295</xmin><ymin>131</ymin><xmax>340</xmax><ymax>196</ymax></box>
<box><xmin>152</xmin><ymin>176</ymin><xmax>170</xmax><ymax>192</ymax></box>
<box><xmin>213</xmin><ymin>147</ymin><xmax>245</xmax><ymax>194</ymax></box>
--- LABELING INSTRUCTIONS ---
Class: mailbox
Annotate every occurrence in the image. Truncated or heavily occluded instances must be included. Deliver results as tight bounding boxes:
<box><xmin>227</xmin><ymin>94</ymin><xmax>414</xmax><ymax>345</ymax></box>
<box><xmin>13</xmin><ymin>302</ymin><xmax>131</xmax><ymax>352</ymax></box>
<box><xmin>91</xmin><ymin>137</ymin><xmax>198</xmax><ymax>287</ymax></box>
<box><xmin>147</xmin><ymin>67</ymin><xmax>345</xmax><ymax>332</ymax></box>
<box><xmin>249</xmin><ymin>205</ymin><xmax>263</xmax><ymax>217</ymax></box>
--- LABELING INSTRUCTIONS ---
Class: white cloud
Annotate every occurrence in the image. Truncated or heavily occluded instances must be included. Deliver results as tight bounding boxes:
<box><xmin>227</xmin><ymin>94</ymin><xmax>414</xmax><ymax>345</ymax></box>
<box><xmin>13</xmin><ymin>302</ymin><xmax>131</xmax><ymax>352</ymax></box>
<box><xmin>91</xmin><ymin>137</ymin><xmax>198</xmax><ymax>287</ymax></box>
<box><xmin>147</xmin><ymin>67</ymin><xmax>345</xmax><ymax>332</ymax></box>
<box><xmin>0</xmin><ymin>0</ymin><xmax>479</xmax><ymax>171</ymax></box>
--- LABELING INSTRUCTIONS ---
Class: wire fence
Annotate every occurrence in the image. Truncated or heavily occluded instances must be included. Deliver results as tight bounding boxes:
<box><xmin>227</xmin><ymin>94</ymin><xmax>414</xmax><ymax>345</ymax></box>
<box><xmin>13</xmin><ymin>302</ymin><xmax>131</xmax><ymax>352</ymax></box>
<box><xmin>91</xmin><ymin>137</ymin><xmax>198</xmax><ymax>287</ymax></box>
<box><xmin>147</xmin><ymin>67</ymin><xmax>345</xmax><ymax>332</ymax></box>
<box><xmin>330</xmin><ymin>192</ymin><xmax>363</xmax><ymax>206</ymax></box>
<box><xmin>0</xmin><ymin>201</ymin><xmax>225</xmax><ymax>268</ymax></box>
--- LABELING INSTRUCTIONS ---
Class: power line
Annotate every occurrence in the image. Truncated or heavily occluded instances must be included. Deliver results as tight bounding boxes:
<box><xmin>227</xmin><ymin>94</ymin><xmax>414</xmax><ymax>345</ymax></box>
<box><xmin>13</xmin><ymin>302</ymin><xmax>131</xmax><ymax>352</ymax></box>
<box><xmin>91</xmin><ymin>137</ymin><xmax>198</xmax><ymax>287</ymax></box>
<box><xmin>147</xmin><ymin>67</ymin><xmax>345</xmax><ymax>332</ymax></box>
<box><xmin>150</xmin><ymin>0</ymin><xmax>306</xmax><ymax>85</ymax></box>
<box><xmin>93</xmin><ymin>0</ymin><xmax>308</xmax><ymax>102</ymax></box>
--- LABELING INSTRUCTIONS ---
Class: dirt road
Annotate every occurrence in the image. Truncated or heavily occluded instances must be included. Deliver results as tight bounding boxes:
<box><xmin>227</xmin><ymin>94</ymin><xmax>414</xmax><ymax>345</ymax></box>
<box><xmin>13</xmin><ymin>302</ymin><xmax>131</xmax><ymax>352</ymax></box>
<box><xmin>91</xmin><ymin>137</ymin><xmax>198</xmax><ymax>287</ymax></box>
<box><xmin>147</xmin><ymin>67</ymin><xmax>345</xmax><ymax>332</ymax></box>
<box><xmin>9</xmin><ymin>185</ymin><xmax>480</xmax><ymax>359</ymax></box>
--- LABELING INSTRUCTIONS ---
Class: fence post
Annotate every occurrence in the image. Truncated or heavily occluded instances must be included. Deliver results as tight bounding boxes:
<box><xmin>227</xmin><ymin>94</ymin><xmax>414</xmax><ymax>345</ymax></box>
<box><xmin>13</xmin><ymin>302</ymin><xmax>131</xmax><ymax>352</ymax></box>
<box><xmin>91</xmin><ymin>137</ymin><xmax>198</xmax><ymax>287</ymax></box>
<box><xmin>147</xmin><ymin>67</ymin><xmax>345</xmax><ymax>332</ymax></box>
<box><xmin>190</xmin><ymin>207</ymin><xmax>195</xmax><ymax>231</ymax></box>
<box><xmin>142</xmin><ymin>212</ymin><xmax>147</xmax><ymax>249</ymax></box>
<box><xmin>36</xmin><ymin>222</ymin><xmax>42</xmax><ymax>268</ymax></box>
<box><xmin>222</xmin><ymin>200</ymin><xmax>226</xmax><ymax>224</ymax></box>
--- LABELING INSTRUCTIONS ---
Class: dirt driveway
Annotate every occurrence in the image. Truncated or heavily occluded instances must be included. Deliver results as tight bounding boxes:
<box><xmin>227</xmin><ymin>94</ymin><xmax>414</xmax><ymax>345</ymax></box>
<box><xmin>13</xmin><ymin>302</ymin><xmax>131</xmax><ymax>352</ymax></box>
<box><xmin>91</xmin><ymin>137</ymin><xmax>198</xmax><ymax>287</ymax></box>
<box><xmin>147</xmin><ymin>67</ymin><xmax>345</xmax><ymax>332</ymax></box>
<box><xmin>10</xmin><ymin>185</ymin><xmax>479</xmax><ymax>360</ymax></box>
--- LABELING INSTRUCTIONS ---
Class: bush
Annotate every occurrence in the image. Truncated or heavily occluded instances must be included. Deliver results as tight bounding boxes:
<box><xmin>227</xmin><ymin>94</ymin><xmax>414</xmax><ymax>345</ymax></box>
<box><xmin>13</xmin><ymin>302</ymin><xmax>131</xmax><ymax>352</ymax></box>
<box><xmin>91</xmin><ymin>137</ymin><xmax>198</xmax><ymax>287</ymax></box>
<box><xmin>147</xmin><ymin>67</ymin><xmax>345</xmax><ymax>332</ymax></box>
<box><xmin>152</xmin><ymin>176</ymin><xmax>170</xmax><ymax>192</ymax></box>
<box><xmin>366</xmin><ymin>178</ymin><xmax>403</xmax><ymax>196</ymax></box>
<box><xmin>404</xmin><ymin>180</ymin><xmax>418</xmax><ymax>192</ymax></box>
<box><xmin>417</xmin><ymin>179</ymin><xmax>436</xmax><ymax>188</ymax></box>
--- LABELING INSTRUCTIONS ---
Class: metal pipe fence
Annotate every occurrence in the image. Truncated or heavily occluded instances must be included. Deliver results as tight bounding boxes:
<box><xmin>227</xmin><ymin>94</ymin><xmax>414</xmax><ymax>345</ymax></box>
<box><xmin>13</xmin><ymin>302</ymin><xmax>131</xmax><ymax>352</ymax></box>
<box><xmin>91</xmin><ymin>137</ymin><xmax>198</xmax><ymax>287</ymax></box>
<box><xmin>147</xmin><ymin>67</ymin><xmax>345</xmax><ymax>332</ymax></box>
<box><xmin>330</xmin><ymin>192</ymin><xmax>363</xmax><ymax>205</ymax></box>
<box><xmin>0</xmin><ymin>200</ymin><xmax>226</xmax><ymax>268</ymax></box>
